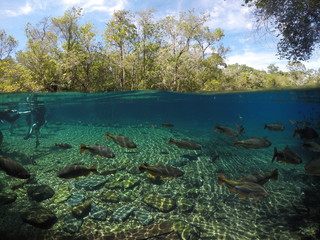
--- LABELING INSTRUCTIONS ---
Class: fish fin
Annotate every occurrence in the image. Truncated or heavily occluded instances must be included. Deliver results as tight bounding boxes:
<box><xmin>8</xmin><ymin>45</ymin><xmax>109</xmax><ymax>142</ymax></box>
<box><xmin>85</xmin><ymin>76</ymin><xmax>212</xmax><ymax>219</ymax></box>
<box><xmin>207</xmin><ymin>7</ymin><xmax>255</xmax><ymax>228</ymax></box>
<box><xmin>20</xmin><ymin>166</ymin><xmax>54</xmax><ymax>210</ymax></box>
<box><xmin>271</xmin><ymin>169</ymin><xmax>279</xmax><ymax>180</ymax></box>
<box><xmin>90</xmin><ymin>165</ymin><xmax>100</xmax><ymax>175</ymax></box>
<box><xmin>139</xmin><ymin>163</ymin><xmax>148</xmax><ymax>172</ymax></box>
<box><xmin>80</xmin><ymin>144</ymin><xmax>86</xmax><ymax>154</ymax></box>
<box><xmin>271</xmin><ymin>147</ymin><xmax>277</xmax><ymax>162</ymax></box>
<box><xmin>168</xmin><ymin>138</ymin><xmax>174</xmax><ymax>145</ymax></box>
<box><xmin>147</xmin><ymin>173</ymin><xmax>157</xmax><ymax>178</ymax></box>
<box><xmin>217</xmin><ymin>174</ymin><xmax>226</xmax><ymax>185</ymax></box>
<box><xmin>105</xmin><ymin>132</ymin><xmax>111</xmax><ymax>140</ymax></box>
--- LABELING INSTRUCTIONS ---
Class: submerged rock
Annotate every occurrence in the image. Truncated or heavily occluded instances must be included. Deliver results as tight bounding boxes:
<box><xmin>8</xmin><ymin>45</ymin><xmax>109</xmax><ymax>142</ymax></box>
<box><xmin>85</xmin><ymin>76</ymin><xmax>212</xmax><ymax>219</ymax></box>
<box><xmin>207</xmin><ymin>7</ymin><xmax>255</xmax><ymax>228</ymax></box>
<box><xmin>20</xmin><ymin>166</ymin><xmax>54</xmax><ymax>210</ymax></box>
<box><xmin>133</xmin><ymin>209</ymin><xmax>153</xmax><ymax>225</ymax></box>
<box><xmin>103</xmin><ymin>221</ymin><xmax>174</xmax><ymax>239</ymax></box>
<box><xmin>173</xmin><ymin>221</ymin><xmax>200</xmax><ymax>240</ymax></box>
<box><xmin>0</xmin><ymin>192</ymin><xmax>17</xmax><ymax>205</ymax></box>
<box><xmin>105</xmin><ymin>175</ymin><xmax>140</xmax><ymax>190</ymax></box>
<box><xmin>27</xmin><ymin>185</ymin><xmax>55</xmax><ymax>202</ymax></box>
<box><xmin>101</xmin><ymin>190</ymin><xmax>120</xmax><ymax>203</ymax></box>
<box><xmin>53</xmin><ymin>184</ymin><xmax>70</xmax><ymax>203</ymax></box>
<box><xmin>112</xmin><ymin>205</ymin><xmax>135</xmax><ymax>222</ymax></box>
<box><xmin>74</xmin><ymin>176</ymin><xmax>107</xmax><ymax>191</ymax></box>
<box><xmin>89</xmin><ymin>205</ymin><xmax>108</xmax><ymax>221</ymax></box>
<box><xmin>72</xmin><ymin>201</ymin><xmax>91</xmax><ymax>219</ymax></box>
<box><xmin>62</xmin><ymin>214</ymin><xmax>83</xmax><ymax>234</ymax></box>
<box><xmin>177</xmin><ymin>197</ymin><xmax>195</xmax><ymax>213</ymax></box>
<box><xmin>21</xmin><ymin>207</ymin><xmax>57</xmax><ymax>229</ymax></box>
<box><xmin>67</xmin><ymin>193</ymin><xmax>85</xmax><ymax>206</ymax></box>
<box><xmin>143</xmin><ymin>194</ymin><xmax>176</xmax><ymax>213</ymax></box>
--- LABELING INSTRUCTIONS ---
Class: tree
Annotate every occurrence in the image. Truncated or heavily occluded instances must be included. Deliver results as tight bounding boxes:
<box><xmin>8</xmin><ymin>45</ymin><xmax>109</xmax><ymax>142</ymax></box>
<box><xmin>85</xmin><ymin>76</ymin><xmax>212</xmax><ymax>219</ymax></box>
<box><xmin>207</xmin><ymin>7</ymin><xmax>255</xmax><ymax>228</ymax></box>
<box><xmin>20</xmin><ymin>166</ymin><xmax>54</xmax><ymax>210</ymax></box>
<box><xmin>17</xmin><ymin>17</ymin><xmax>59</xmax><ymax>91</ymax></box>
<box><xmin>0</xmin><ymin>29</ymin><xmax>18</xmax><ymax>60</ymax></box>
<box><xmin>105</xmin><ymin>10</ymin><xmax>138</xmax><ymax>89</ymax></box>
<box><xmin>244</xmin><ymin>0</ymin><xmax>320</xmax><ymax>61</ymax></box>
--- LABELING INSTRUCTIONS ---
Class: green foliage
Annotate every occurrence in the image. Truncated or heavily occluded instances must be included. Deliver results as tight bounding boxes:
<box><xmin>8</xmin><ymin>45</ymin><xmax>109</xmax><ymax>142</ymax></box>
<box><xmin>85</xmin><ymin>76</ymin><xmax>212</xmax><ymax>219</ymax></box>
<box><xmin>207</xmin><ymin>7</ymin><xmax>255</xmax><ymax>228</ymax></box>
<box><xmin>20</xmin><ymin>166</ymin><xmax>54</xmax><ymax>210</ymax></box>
<box><xmin>1</xmin><ymin>7</ymin><xmax>319</xmax><ymax>93</ymax></box>
<box><xmin>244</xmin><ymin>0</ymin><xmax>320</xmax><ymax>61</ymax></box>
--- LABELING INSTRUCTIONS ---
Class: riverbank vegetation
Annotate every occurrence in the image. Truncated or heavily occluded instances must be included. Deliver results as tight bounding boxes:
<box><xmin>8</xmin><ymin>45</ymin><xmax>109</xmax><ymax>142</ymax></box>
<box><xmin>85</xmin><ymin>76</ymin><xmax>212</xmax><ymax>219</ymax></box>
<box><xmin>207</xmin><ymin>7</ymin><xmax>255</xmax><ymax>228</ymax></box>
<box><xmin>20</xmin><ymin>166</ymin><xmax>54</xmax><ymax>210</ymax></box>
<box><xmin>0</xmin><ymin>7</ymin><xmax>319</xmax><ymax>93</ymax></box>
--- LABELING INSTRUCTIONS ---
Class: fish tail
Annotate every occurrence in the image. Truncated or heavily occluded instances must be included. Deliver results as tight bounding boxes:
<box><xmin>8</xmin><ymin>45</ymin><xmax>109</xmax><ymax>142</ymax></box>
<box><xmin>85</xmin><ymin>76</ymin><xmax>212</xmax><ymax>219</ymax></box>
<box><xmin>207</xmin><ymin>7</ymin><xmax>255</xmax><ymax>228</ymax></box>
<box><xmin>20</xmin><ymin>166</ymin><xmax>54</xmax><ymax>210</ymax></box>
<box><xmin>264</xmin><ymin>124</ymin><xmax>267</xmax><ymax>129</ymax></box>
<box><xmin>293</xmin><ymin>128</ymin><xmax>299</xmax><ymax>137</ymax></box>
<box><xmin>90</xmin><ymin>164</ymin><xmax>100</xmax><ymax>175</ymax></box>
<box><xmin>80</xmin><ymin>143</ymin><xmax>86</xmax><ymax>154</ymax></box>
<box><xmin>105</xmin><ymin>132</ymin><xmax>111</xmax><ymax>140</ymax></box>
<box><xmin>217</xmin><ymin>174</ymin><xmax>226</xmax><ymax>185</ymax></box>
<box><xmin>139</xmin><ymin>163</ymin><xmax>149</xmax><ymax>172</ymax></box>
<box><xmin>272</xmin><ymin>147</ymin><xmax>278</xmax><ymax>162</ymax></box>
<box><xmin>168</xmin><ymin>138</ymin><xmax>174</xmax><ymax>145</ymax></box>
<box><xmin>271</xmin><ymin>169</ymin><xmax>278</xmax><ymax>180</ymax></box>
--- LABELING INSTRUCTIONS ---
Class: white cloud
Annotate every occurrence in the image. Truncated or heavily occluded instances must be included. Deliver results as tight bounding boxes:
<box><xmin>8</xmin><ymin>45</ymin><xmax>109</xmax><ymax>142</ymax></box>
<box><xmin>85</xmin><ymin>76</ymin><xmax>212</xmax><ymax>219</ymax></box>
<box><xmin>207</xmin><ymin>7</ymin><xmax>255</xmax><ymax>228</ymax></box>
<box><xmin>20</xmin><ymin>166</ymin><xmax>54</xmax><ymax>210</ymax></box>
<box><xmin>61</xmin><ymin>0</ymin><xmax>128</xmax><ymax>14</ymax></box>
<box><xmin>226</xmin><ymin>50</ymin><xmax>320</xmax><ymax>71</ymax></box>
<box><xmin>200</xmin><ymin>0</ymin><xmax>253</xmax><ymax>31</ymax></box>
<box><xmin>4</xmin><ymin>1</ymin><xmax>32</xmax><ymax>17</ymax></box>
<box><xmin>226</xmin><ymin>50</ymin><xmax>287</xmax><ymax>71</ymax></box>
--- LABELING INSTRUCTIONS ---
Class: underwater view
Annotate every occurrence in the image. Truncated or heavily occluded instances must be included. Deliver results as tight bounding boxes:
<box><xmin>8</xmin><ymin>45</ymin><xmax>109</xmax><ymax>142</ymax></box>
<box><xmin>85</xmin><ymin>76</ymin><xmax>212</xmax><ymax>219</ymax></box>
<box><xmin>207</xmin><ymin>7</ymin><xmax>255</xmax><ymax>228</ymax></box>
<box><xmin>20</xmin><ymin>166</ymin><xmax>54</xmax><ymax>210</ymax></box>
<box><xmin>0</xmin><ymin>89</ymin><xmax>320</xmax><ymax>240</ymax></box>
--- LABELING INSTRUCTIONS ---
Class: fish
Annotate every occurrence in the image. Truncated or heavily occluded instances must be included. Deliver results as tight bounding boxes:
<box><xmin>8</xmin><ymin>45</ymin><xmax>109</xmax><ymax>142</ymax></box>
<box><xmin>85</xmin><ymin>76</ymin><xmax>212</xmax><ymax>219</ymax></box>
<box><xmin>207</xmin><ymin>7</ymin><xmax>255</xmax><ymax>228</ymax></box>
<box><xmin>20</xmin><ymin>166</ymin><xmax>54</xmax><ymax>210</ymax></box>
<box><xmin>289</xmin><ymin>120</ymin><xmax>311</xmax><ymax>127</ymax></box>
<box><xmin>272</xmin><ymin>146</ymin><xmax>302</xmax><ymax>164</ymax></box>
<box><xmin>217</xmin><ymin>174</ymin><xmax>268</xmax><ymax>201</ymax></box>
<box><xmin>105</xmin><ymin>132</ymin><xmax>137</xmax><ymax>148</ymax></box>
<box><xmin>55</xmin><ymin>143</ymin><xmax>72</xmax><ymax>149</ymax></box>
<box><xmin>293</xmin><ymin>127</ymin><xmax>319</xmax><ymax>140</ymax></box>
<box><xmin>238</xmin><ymin>169</ymin><xmax>278</xmax><ymax>185</ymax></box>
<box><xmin>168</xmin><ymin>138</ymin><xmax>201</xmax><ymax>150</ymax></box>
<box><xmin>234</xmin><ymin>137</ymin><xmax>271</xmax><ymax>149</ymax></box>
<box><xmin>0</xmin><ymin>156</ymin><xmax>31</xmax><ymax>179</ymax></box>
<box><xmin>162</xmin><ymin>123</ymin><xmax>174</xmax><ymax>128</ymax></box>
<box><xmin>139</xmin><ymin>163</ymin><xmax>184</xmax><ymax>179</ymax></box>
<box><xmin>57</xmin><ymin>164</ymin><xmax>99</xmax><ymax>179</ymax></box>
<box><xmin>305</xmin><ymin>157</ymin><xmax>320</xmax><ymax>176</ymax></box>
<box><xmin>264</xmin><ymin>123</ymin><xmax>285</xmax><ymax>131</ymax></box>
<box><xmin>302</xmin><ymin>140</ymin><xmax>320</xmax><ymax>152</ymax></box>
<box><xmin>214</xmin><ymin>124</ymin><xmax>244</xmax><ymax>138</ymax></box>
<box><xmin>80</xmin><ymin>143</ymin><xmax>115</xmax><ymax>158</ymax></box>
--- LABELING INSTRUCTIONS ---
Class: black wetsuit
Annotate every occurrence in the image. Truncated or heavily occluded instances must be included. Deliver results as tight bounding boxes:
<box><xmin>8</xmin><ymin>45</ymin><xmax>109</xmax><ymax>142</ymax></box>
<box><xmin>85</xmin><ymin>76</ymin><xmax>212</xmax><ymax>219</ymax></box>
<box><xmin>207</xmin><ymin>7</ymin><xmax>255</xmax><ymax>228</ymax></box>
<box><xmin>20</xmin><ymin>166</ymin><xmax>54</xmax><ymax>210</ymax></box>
<box><xmin>0</xmin><ymin>110</ymin><xmax>20</xmax><ymax>123</ymax></box>
<box><xmin>24</xmin><ymin>106</ymin><xmax>46</xmax><ymax>147</ymax></box>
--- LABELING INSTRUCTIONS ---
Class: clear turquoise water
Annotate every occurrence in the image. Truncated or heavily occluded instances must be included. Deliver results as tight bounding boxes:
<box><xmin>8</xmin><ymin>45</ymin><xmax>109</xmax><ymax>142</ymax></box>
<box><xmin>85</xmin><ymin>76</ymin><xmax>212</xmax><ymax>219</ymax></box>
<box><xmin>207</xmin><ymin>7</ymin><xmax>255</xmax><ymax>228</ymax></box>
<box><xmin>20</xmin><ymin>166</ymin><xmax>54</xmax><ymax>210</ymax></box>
<box><xmin>0</xmin><ymin>89</ymin><xmax>320</xmax><ymax>239</ymax></box>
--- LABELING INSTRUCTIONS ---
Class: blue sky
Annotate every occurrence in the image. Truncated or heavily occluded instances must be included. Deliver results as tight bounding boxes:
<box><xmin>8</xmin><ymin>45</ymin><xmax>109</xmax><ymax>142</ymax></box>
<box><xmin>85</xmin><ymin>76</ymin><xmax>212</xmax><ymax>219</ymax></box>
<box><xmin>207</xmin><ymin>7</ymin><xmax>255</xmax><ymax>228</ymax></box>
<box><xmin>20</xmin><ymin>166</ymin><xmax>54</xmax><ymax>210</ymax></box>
<box><xmin>1</xmin><ymin>0</ymin><xmax>319</xmax><ymax>71</ymax></box>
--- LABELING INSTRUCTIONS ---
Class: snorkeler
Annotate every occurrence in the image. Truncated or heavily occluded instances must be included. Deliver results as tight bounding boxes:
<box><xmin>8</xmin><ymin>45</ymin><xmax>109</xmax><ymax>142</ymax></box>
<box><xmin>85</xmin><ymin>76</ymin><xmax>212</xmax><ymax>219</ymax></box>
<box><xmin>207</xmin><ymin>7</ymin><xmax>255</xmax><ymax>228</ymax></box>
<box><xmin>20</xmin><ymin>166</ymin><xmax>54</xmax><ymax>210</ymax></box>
<box><xmin>0</xmin><ymin>109</ymin><xmax>21</xmax><ymax>134</ymax></box>
<box><xmin>23</xmin><ymin>95</ymin><xmax>46</xmax><ymax>148</ymax></box>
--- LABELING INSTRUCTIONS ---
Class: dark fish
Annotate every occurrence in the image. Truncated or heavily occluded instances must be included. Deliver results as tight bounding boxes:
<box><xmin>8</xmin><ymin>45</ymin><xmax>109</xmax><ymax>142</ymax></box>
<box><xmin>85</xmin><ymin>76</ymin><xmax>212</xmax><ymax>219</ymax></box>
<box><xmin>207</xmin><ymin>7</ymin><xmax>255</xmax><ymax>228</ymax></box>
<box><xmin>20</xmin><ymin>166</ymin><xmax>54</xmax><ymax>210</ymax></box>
<box><xmin>57</xmin><ymin>164</ymin><xmax>99</xmax><ymax>179</ymax></box>
<box><xmin>272</xmin><ymin>146</ymin><xmax>302</xmax><ymax>164</ymax></box>
<box><xmin>303</xmin><ymin>140</ymin><xmax>320</xmax><ymax>152</ymax></box>
<box><xmin>162</xmin><ymin>123</ymin><xmax>174</xmax><ymax>128</ymax></box>
<box><xmin>55</xmin><ymin>143</ymin><xmax>72</xmax><ymax>149</ymax></box>
<box><xmin>217</xmin><ymin>174</ymin><xmax>268</xmax><ymax>201</ymax></box>
<box><xmin>139</xmin><ymin>163</ymin><xmax>184</xmax><ymax>179</ymax></box>
<box><xmin>305</xmin><ymin>157</ymin><xmax>320</xmax><ymax>176</ymax></box>
<box><xmin>264</xmin><ymin>123</ymin><xmax>285</xmax><ymax>131</ymax></box>
<box><xmin>106</xmin><ymin>132</ymin><xmax>137</xmax><ymax>148</ymax></box>
<box><xmin>214</xmin><ymin>124</ymin><xmax>244</xmax><ymax>137</ymax></box>
<box><xmin>80</xmin><ymin>143</ymin><xmax>115</xmax><ymax>158</ymax></box>
<box><xmin>234</xmin><ymin>137</ymin><xmax>271</xmax><ymax>149</ymax></box>
<box><xmin>168</xmin><ymin>138</ymin><xmax>201</xmax><ymax>150</ymax></box>
<box><xmin>0</xmin><ymin>156</ymin><xmax>31</xmax><ymax>179</ymax></box>
<box><xmin>293</xmin><ymin>127</ymin><xmax>319</xmax><ymax>140</ymax></box>
<box><xmin>238</xmin><ymin>169</ymin><xmax>278</xmax><ymax>185</ymax></box>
